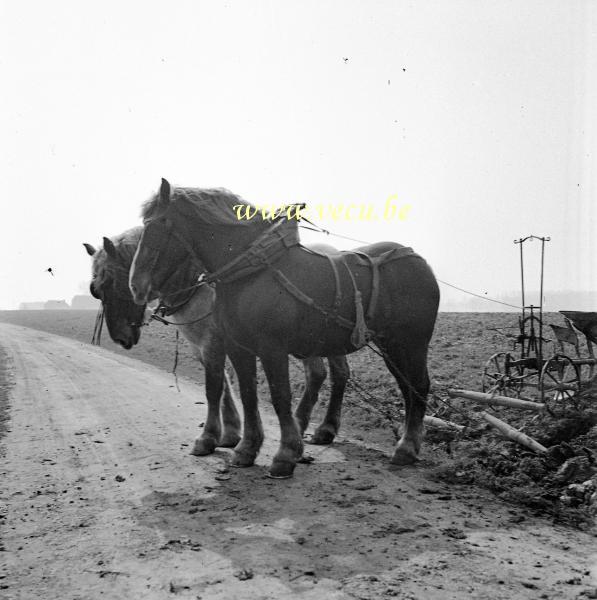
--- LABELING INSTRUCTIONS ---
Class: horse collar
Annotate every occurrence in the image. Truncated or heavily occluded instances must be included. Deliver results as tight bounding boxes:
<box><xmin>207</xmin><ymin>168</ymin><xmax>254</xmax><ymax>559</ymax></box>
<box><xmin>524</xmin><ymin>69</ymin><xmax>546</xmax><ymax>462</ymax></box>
<box><xmin>203</xmin><ymin>218</ymin><xmax>301</xmax><ymax>285</ymax></box>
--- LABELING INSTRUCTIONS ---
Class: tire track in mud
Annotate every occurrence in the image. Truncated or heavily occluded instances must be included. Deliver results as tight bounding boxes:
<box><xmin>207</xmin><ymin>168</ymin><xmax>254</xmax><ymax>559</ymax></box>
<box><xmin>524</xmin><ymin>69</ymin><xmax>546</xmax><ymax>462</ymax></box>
<box><xmin>0</xmin><ymin>345</ymin><xmax>13</xmax><ymax>448</ymax></box>
<box><xmin>0</xmin><ymin>342</ymin><xmax>13</xmax><ymax>575</ymax></box>
<box><xmin>1</xmin><ymin>323</ymin><xmax>596</xmax><ymax>600</ymax></box>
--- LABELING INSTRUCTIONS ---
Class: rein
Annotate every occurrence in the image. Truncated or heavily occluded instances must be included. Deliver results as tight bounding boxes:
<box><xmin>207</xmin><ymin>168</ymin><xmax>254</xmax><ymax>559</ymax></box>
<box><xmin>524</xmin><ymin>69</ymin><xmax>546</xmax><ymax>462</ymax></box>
<box><xmin>91</xmin><ymin>304</ymin><xmax>105</xmax><ymax>345</ymax></box>
<box><xmin>150</xmin><ymin>300</ymin><xmax>213</xmax><ymax>327</ymax></box>
<box><xmin>149</xmin><ymin>274</ymin><xmax>215</xmax><ymax>326</ymax></box>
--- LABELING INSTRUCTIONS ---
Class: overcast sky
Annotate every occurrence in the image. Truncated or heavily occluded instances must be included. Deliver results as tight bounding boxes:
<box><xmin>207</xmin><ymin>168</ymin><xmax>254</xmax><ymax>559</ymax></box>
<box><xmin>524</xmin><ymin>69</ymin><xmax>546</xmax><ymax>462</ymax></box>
<box><xmin>1</xmin><ymin>1</ymin><xmax>595</xmax><ymax>311</ymax></box>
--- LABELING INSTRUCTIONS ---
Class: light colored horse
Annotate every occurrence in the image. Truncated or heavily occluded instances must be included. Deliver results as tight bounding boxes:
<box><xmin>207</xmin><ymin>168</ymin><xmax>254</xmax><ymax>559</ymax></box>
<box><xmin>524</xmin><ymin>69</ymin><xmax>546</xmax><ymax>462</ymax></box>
<box><xmin>84</xmin><ymin>227</ymin><xmax>350</xmax><ymax>456</ymax></box>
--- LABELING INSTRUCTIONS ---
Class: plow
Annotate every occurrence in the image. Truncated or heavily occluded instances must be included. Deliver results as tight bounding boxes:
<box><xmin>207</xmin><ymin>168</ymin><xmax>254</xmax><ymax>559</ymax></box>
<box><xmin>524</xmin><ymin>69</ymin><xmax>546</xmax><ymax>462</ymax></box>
<box><xmin>437</xmin><ymin>235</ymin><xmax>596</xmax><ymax>452</ymax></box>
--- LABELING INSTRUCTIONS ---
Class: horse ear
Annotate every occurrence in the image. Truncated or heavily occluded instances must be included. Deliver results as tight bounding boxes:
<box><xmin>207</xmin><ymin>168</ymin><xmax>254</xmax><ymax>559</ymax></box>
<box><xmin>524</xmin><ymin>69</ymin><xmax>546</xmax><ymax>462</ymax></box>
<box><xmin>103</xmin><ymin>237</ymin><xmax>118</xmax><ymax>259</ymax></box>
<box><xmin>83</xmin><ymin>243</ymin><xmax>96</xmax><ymax>256</ymax></box>
<box><xmin>159</xmin><ymin>178</ymin><xmax>171</xmax><ymax>207</ymax></box>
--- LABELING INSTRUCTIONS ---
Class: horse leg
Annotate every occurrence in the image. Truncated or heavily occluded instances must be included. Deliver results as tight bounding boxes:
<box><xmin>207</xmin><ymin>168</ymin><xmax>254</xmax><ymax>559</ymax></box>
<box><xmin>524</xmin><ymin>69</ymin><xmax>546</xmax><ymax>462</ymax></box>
<box><xmin>226</xmin><ymin>345</ymin><xmax>264</xmax><ymax>468</ymax></box>
<box><xmin>219</xmin><ymin>371</ymin><xmax>242</xmax><ymax>447</ymax></box>
<box><xmin>190</xmin><ymin>337</ymin><xmax>227</xmax><ymax>456</ymax></box>
<box><xmin>382</xmin><ymin>342</ymin><xmax>430</xmax><ymax>465</ymax></box>
<box><xmin>294</xmin><ymin>357</ymin><xmax>327</xmax><ymax>436</ymax></box>
<box><xmin>260</xmin><ymin>350</ymin><xmax>304</xmax><ymax>478</ymax></box>
<box><xmin>311</xmin><ymin>355</ymin><xmax>350</xmax><ymax>445</ymax></box>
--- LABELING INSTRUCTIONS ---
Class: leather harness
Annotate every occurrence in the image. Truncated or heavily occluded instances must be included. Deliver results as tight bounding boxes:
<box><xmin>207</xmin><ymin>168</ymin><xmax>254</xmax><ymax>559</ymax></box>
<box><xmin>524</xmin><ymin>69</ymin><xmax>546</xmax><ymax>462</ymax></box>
<box><xmin>158</xmin><ymin>214</ymin><xmax>420</xmax><ymax>352</ymax></box>
<box><xmin>273</xmin><ymin>246</ymin><xmax>418</xmax><ymax>350</ymax></box>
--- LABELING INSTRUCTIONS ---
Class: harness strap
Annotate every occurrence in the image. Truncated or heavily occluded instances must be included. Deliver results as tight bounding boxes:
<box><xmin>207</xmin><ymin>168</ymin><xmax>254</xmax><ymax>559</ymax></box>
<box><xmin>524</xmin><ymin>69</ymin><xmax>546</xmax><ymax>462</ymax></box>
<box><xmin>265</xmin><ymin>246</ymin><xmax>421</xmax><ymax>348</ymax></box>
<box><xmin>351</xmin><ymin>252</ymin><xmax>379</xmax><ymax>323</ymax></box>
<box><xmin>339</xmin><ymin>256</ymin><xmax>369</xmax><ymax>348</ymax></box>
<box><xmin>326</xmin><ymin>255</ymin><xmax>342</xmax><ymax>316</ymax></box>
<box><xmin>368</xmin><ymin>258</ymin><xmax>380</xmax><ymax>324</ymax></box>
<box><xmin>169</xmin><ymin>228</ymin><xmax>207</xmax><ymax>272</ymax></box>
<box><xmin>156</xmin><ymin>271</ymin><xmax>206</xmax><ymax>315</ymax></box>
<box><xmin>151</xmin><ymin>305</ymin><xmax>213</xmax><ymax>326</ymax></box>
<box><xmin>152</xmin><ymin>278</ymin><xmax>215</xmax><ymax>325</ymax></box>
<box><xmin>353</xmin><ymin>246</ymin><xmax>419</xmax><ymax>323</ymax></box>
<box><xmin>204</xmin><ymin>219</ymin><xmax>300</xmax><ymax>284</ymax></box>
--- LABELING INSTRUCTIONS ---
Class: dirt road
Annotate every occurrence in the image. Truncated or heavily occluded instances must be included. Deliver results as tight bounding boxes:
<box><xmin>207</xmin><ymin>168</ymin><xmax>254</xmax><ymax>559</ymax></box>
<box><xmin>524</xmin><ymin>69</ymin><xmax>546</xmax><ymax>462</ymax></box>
<box><xmin>1</xmin><ymin>323</ymin><xmax>596</xmax><ymax>599</ymax></box>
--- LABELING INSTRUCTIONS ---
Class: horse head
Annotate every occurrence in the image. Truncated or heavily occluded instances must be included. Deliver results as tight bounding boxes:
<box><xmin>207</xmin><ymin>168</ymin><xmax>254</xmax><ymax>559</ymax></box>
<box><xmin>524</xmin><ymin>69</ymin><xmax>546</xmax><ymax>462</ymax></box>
<box><xmin>84</xmin><ymin>232</ymin><xmax>147</xmax><ymax>349</ymax></box>
<box><xmin>130</xmin><ymin>178</ymin><xmax>194</xmax><ymax>305</ymax></box>
<box><xmin>130</xmin><ymin>178</ymin><xmax>272</xmax><ymax>305</ymax></box>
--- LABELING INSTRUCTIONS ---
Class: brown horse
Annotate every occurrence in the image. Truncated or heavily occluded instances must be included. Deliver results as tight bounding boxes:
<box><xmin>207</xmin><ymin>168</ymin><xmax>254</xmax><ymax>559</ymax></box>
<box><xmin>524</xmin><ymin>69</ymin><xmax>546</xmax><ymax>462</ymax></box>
<box><xmin>84</xmin><ymin>227</ymin><xmax>350</xmax><ymax>455</ymax></box>
<box><xmin>130</xmin><ymin>180</ymin><xmax>439</xmax><ymax>478</ymax></box>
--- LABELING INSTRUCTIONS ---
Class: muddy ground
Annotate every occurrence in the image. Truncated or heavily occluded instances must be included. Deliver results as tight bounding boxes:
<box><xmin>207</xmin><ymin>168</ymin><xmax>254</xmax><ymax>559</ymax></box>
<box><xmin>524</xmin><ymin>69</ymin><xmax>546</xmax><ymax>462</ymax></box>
<box><xmin>1</xmin><ymin>311</ymin><xmax>597</xmax><ymax>599</ymax></box>
<box><xmin>2</xmin><ymin>309</ymin><xmax>595</xmax><ymax>523</ymax></box>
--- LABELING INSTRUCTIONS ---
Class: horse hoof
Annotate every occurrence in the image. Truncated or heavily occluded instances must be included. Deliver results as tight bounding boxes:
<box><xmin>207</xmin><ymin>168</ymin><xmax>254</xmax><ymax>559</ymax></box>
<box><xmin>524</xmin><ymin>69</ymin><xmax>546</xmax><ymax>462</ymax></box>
<box><xmin>219</xmin><ymin>433</ymin><xmax>241</xmax><ymax>448</ymax></box>
<box><xmin>230</xmin><ymin>450</ymin><xmax>256</xmax><ymax>468</ymax></box>
<box><xmin>266</xmin><ymin>471</ymin><xmax>293</xmax><ymax>480</ymax></box>
<box><xmin>310</xmin><ymin>428</ymin><xmax>336</xmax><ymax>445</ymax></box>
<box><xmin>190</xmin><ymin>437</ymin><xmax>216</xmax><ymax>456</ymax></box>
<box><xmin>269</xmin><ymin>460</ymin><xmax>296</xmax><ymax>479</ymax></box>
<box><xmin>390</xmin><ymin>447</ymin><xmax>418</xmax><ymax>465</ymax></box>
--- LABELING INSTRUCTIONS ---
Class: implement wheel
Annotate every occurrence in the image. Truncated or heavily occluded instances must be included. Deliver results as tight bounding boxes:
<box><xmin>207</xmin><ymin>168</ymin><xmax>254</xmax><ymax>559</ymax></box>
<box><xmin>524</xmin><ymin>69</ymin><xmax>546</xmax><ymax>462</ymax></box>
<box><xmin>482</xmin><ymin>352</ymin><xmax>522</xmax><ymax>397</ymax></box>
<box><xmin>540</xmin><ymin>355</ymin><xmax>581</xmax><ymax>417</ymax></box>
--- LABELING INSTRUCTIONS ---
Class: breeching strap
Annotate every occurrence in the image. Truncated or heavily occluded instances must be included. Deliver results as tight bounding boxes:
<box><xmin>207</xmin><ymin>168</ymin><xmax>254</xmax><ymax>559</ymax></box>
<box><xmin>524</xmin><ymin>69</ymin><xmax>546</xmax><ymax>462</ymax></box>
<box><xmin>352</xmin><ymin>251</ymin><xmax>380</xmax><ymax>323</ymax></box>
<box><xmin>340</xmin><ymin>257</ymin><xmax>368</xmax><ymax>348</ymax></box>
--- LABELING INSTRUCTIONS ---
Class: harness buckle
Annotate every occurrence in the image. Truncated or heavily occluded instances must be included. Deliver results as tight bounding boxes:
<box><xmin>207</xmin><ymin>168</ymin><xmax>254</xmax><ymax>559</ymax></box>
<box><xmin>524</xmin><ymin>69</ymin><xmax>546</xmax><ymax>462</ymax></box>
<box><xmin>151</xmin><ymin>313</ymin><xmax>170</xmax><ymax>325</ymax></box>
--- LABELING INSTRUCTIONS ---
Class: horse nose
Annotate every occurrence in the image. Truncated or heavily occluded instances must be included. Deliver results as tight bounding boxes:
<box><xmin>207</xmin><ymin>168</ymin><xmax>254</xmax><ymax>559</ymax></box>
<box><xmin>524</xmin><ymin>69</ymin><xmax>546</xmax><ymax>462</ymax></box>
<box><xmin>117</xmin><ymin>338</ymin><xmax>133</xmax><ymax>350</ymax></box>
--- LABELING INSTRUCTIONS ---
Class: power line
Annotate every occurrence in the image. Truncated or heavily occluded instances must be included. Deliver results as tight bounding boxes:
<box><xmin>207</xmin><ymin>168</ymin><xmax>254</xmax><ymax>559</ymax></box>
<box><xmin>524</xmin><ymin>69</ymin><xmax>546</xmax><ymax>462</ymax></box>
<box><xmin>436</xmin><ymin>279</ymin><xmax>521</xmax><ymax>310</ymax></box>
<box><xmin>298</xmin><ymin>222</ymin><xmax>522</xmax><ymax>310</ymax></box>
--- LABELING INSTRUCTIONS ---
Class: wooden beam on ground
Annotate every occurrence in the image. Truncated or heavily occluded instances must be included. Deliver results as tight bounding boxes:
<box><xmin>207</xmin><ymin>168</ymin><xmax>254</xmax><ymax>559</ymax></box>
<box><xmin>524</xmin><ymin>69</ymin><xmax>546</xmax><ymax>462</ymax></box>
<box><xmin>480</xmin><ymin>411</ymin><xmax>547</xmax><ymax>454</ymax></box>
<box><xmin>447</xmin><ymin>389</ymin><xmax>545</xmax><ymax>412</ymax></box>
<box><xmin>423</xmin><ymin>415</ymin><xmax>465</xmax><ymax>431</ymax></box>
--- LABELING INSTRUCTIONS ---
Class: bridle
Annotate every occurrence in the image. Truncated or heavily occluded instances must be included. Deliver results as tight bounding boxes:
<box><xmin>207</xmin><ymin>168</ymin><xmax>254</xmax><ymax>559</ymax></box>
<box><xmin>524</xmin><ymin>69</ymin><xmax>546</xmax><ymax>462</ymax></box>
<box><xmin>139</xmin><ymin>208</ymin><xmax>299</xmax><ymax>289</ymax></box>
<box><xmin>136</xmin><ymin>216</ymin><xmax>219</xmax><ymax>326</ymax></box>
<box><xmin>149</xmin><ymin>280</ymin><xmax>214</xmax><ymax>327</ymax></box>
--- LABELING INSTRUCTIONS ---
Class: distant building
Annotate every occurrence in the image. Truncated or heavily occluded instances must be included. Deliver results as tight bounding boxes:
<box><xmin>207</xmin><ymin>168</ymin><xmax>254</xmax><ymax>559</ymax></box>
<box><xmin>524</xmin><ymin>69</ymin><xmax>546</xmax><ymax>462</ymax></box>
<box><xmin>70</xmin><ymin>294</ymin><xmax>100</xmax><ymax>310</ymax></box>
<box><xmin>18</xmin><ymin>302</ymin><xmax>45</xmax><ymax>310</ymax></box>
<box><xmin>44</xmin><ymin>300</ymin><xmax>70</xmax><ymax>310</ymax></box>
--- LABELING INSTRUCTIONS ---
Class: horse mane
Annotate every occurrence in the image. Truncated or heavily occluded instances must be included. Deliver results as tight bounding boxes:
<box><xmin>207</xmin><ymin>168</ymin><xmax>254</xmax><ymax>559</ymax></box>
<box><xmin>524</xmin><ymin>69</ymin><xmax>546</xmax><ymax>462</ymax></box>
<box><xmin>92</xmin><ymin>226</ymin><xmax>143</xmax><ymax>286</ymax></box>
<box><xmin>110</xmin><ymin>226</ymin><xmax>144</xmax><ymax>261</ymax></box>
<box><xmin>141</xmin><ymin>185</ymin><xmax>270</xmax><ymax>230</ymax></box>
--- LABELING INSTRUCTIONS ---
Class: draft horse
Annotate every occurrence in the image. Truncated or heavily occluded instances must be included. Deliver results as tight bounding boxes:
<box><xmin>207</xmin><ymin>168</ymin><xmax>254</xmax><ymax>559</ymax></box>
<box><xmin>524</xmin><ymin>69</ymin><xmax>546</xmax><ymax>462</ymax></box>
<box><xmin>84</xmin><ymin>227</ymin><xmax>350</xmax><ymax>454</ymax></box>
<box><xmin>130</xmin><ymin>179</ymin><xmax>439</xmax><ymax>478</ymax></box>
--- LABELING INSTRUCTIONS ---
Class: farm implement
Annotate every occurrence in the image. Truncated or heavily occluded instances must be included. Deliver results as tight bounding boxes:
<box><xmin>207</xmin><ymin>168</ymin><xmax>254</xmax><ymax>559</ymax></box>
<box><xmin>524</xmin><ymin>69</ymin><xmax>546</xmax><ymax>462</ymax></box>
<box><xmin>449</xmin><ymin>235</ymin><xmax>596</xmax><ymax>444</ymax></box>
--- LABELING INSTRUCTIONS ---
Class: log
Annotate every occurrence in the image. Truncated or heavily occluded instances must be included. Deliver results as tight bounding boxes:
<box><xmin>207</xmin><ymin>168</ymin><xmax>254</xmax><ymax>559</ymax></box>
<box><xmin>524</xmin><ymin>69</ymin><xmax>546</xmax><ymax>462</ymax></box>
<box><xmin>447</xmin><ymin>389</ymin><xmax>545</xmax><ymax>412</ymax></box>
<box><xmin>480</xmin><ymin>411</ymin><xmax>547</xmax><ymax>454</ymax></box>
<box><xmin>423</xmin><ymin>415</ymin><xmax>465</xmax><ymax>431</ymax></box>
